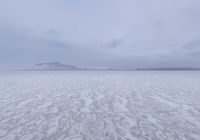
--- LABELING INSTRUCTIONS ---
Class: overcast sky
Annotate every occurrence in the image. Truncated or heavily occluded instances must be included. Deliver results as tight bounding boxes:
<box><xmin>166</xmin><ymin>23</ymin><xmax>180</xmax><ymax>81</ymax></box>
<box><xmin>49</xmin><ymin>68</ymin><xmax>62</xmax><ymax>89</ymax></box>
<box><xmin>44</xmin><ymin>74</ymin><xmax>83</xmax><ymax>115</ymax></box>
<box><xmin>0</xmin><ymin>0</ymin><xmax>200</xmax><ymax>68</ymax></box>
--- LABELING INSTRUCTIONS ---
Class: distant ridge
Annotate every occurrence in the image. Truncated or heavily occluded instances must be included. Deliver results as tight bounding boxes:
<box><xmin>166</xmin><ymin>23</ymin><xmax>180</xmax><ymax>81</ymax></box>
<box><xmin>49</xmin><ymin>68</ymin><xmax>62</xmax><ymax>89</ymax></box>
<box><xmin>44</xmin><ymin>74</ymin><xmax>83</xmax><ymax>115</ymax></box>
<box><xmin>35</xmin><ymin>62</ymin><xmax>79</xmax><ymax>70</ymax></box>
<box><xmin>135</xmin><ymin>67</ymin><xmax>200</xmax><ymax>71</ymax></box>
<box><xmin>1</xmin><ymin>63</ymin><xmax>200</xmax><ymax>71</ymax></box>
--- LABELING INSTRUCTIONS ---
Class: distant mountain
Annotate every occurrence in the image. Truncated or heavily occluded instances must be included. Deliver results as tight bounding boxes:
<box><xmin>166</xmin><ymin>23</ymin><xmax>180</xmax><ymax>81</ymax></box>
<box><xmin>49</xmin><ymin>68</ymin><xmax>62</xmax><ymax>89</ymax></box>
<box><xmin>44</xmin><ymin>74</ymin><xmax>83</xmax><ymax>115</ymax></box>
<box><xmin>1</xmin><ymin>62</ymin><xmax>200</xmax><ymax>71</ymax></box>
<box><xmin>135</xmin><ymin>67</ymin><xmax>200</xmax><ymax>71</ymax></box>
<box><xmin>35</xmin><ymin>62</ymin><xmax>78</xmax><ymax>70</ymax></box>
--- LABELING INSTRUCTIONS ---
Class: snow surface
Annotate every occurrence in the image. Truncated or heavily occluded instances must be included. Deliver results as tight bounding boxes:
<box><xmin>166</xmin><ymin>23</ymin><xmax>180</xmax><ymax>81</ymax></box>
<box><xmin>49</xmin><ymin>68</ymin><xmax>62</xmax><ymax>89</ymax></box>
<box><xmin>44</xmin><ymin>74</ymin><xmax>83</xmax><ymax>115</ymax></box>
<box><xmin>0</xmin><ymin>71</ymin><xmax>200</xmax><ymax>140</ymax></box>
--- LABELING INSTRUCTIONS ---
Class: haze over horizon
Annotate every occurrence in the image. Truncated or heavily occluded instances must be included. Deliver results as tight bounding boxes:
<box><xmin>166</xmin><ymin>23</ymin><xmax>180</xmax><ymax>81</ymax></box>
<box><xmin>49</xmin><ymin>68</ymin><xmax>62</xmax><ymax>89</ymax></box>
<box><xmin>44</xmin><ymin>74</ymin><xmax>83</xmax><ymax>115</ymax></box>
<box><xmin>1</xmin><ymin>0</ymin><xmax>200</xmax><ymax>69</ymax></box>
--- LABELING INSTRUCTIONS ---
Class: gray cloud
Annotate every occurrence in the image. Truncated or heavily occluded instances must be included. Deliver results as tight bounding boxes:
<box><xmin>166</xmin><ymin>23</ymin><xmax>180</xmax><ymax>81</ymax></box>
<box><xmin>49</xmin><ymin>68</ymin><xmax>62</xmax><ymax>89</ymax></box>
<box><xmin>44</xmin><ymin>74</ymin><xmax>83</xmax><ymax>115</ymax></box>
<box><xmin>0</xmin><ymin>0</ymin><xmax>200</xmax><ymax>68</ymax></box>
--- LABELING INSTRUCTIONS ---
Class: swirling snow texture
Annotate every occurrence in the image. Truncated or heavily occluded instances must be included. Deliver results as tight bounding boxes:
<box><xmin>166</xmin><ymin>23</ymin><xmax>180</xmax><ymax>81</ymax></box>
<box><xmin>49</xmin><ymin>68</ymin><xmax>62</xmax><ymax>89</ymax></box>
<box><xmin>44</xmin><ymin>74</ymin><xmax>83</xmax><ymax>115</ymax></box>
<box><xmin>0</xmin><ymin>71</ymin><xmax>200</xmax><ymax>140</ymax></box>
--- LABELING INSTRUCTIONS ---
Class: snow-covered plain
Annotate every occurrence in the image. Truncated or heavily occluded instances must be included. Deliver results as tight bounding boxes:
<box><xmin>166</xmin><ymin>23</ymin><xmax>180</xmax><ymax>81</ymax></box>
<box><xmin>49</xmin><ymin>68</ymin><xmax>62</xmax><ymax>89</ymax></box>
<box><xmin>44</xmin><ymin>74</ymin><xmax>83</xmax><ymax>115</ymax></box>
<box><xmin>0</xmin><ymin>71</ymin><xmax>200</xmax><ymax>140</ymax></box>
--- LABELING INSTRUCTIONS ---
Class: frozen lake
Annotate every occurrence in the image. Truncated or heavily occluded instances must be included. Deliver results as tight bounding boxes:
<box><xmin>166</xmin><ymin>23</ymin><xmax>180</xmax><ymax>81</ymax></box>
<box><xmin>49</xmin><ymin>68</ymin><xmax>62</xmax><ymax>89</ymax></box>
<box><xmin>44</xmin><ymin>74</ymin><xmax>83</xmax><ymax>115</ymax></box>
<box><xmin>0</xmin><ymin>71</ymin><xmax>200</xmax><ymax>140</ymax></box>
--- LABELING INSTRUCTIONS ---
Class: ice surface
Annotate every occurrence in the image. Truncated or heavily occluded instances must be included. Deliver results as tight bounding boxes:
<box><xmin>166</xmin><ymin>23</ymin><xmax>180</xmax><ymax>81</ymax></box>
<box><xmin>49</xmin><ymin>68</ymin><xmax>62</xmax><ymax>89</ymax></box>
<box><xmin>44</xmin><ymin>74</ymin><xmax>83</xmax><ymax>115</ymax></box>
<box><xmin>0</xmin><ymin>71</ymin><xmax>200</xmax><ymax>140</ymax></box>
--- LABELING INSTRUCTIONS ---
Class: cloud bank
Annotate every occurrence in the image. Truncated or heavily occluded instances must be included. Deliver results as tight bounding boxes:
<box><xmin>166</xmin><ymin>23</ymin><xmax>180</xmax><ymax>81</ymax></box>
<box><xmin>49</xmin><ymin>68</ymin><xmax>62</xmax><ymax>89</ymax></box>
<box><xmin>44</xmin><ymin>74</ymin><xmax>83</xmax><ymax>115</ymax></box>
<box><xmin>0</xmin><ymin>0</ymin><xmax>200</xmax><ymax>68</ymax></box>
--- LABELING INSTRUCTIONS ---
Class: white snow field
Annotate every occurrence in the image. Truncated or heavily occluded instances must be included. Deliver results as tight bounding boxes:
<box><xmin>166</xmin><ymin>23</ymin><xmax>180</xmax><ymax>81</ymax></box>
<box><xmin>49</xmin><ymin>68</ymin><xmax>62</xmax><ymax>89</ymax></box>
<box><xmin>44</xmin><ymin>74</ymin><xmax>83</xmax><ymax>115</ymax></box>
<box><xmin>0</xmin><ymin>71</ymin><xmax>200</xmax><ymax>140</ymax></box>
